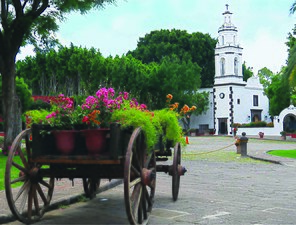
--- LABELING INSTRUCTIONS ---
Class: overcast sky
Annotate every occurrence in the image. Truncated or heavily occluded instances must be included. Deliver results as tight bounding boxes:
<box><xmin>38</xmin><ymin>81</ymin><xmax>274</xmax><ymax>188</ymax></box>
<box><xmin>18</xmin><ymin>0</ymin><xmax>296</xmax><ymax>75</ymax></box>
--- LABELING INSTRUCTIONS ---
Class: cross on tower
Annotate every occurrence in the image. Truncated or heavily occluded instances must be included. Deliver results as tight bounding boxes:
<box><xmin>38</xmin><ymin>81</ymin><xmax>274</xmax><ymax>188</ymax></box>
<box><xmin>226</xmin><ymin>4</ymin><xmax>229</xmax><ymax>11</ymax></box>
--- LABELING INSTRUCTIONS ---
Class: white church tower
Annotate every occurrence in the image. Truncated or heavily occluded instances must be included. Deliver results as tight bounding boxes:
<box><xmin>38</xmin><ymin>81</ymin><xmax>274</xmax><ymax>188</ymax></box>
<box><xmin>190</xmin><ymin>4</ymin><xmax>270</xmax><ymax>136</ymax></box>
<box><xmin>214</xmin><ymin>4</ymin><xmax>244</xmax><ymax>86</ymax></box>
<box><xmin>214</xmin><ymin>4</ymin><xmax>246</xmax><ymax>135</ymax></box>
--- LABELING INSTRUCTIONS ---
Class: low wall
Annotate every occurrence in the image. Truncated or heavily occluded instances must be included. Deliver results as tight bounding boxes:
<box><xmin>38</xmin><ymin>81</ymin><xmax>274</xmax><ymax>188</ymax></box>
<box><xmin>235</xmin><ymin>127</ymin><xmax>280</xmax><ymax>136</ymax></box>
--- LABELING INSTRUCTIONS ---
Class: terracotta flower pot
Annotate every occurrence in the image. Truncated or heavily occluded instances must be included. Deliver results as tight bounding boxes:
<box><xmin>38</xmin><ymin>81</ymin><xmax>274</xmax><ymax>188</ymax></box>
<box><xmin>81</xmin><ymin>129</ymin><xmax>110</xmax><ymax>155</ymax></box>
<box><xmin>52</xmin><ymin>130</ymin><xmax>78</xmax><ymax>155</ymax></box>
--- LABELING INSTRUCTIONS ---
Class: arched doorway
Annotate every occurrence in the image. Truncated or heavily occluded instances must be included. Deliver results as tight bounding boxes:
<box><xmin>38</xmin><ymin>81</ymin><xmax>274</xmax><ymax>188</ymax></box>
<box><xmin>283</xmin><ymin>114</ymin><xmax>296</xmax><ymax>133</ymax></box>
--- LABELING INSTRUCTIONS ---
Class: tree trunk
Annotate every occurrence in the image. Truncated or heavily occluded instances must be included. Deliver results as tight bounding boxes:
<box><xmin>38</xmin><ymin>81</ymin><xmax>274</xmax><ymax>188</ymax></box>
<box><xmin>2</xmin><ymin>56</ymin><xmax>20</xmax><ymax>153</ymax></box>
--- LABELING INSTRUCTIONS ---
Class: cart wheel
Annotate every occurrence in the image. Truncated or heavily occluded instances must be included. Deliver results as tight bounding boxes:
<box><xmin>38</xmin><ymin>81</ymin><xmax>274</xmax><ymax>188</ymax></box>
<box><xmin>172</xmin><ymin>142</ymin><xmax>181</xmax><ymax>201</ymax></box>
<box><xmin>83</xmin><ymin>178</ymin><xmax>101</xmax><ymax>199</ymax></box>
<box><xmin>124</xmin><ymin>127</ymin><xmax>156</xmax><ymax>225</ymax></box>
<box><xmin>5</xmin><ymin>129</ymin><xmax>55</xmax><ymax>224</ymax></box>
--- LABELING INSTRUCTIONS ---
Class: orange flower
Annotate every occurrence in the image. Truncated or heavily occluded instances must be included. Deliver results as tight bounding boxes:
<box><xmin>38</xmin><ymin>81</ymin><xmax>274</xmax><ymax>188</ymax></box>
<box><xmin>181</xmin><ymin>104</ymin><xmax>190</xmax><ymax>113</ymax></box>
<box><xmin>190</xmin><ymin>106</ymin><xmax>197</xmax><ymax>111</ymax></box>
<box><xmin>88</xmin><ymin>110</ymin><xmax>101</xmax><ymax>125</ymax></box>
<box><xmin>166</xmin><ymin>94</ymin><xmax>173</xmax><ymax>100</ymax></box>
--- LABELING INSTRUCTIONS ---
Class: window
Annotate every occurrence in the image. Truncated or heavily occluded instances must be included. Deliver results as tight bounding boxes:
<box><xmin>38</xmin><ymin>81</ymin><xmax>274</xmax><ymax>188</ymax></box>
<box><xmin>220</xmin><ymin>58</ymin><xmax>225</xmax><ymax>76</ymax></box>
<box><xmin>237</xmin><ymin>99</ymin><xmax>240</xmax><ymax>104</ymax></box>
<box><xmin>253</xmin><ymin>95</ymin><xmax>258</xmax><ymax>106</ymax></box>
<box><xmin>234</xmin><ymin>57</ymin><xmax>238</xmax><ymax>75</ymax></box>
<box><xmin>222</xmin><ymin>36</ymin><xmax>224</xmax><ymax>45</ymax></box>
<box><xmin>251</xmin><ymin>110</ymin><xmax>262</xmax><ymax>122</ymax></box>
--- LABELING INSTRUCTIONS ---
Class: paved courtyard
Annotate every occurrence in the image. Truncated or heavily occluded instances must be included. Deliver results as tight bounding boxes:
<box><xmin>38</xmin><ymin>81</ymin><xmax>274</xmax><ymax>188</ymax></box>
<box><xmin>2</xmin><ymin>136</ymin><xmax>296</xmax><ymax>224</ymax></box>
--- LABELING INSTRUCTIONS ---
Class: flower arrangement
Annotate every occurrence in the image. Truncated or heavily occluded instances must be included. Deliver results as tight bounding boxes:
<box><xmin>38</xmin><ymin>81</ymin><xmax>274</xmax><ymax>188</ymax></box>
<box><xmin>24</xmin><ymin>88</ymin><xmax>194</xmax><ymax>154</ymax></box>
<box><xmin>44</xmin><ymin>94</ymin><xmax>76</xmax><ymax>130</ymax></box>
<box><xmin>79</xmin><ymin>87</ymin><xmax>148</xmax><ymax>128</ymax></box>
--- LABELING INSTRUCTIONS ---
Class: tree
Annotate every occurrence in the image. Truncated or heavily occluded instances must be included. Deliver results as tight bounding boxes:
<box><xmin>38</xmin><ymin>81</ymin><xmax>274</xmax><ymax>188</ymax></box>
<box><xmin>128</xmin><ymin>29</ymin><xmax>217</xmax><ymax>88</ymax></box>
<box><xmin>266</xmin><ymin>71</ymin><xmax>290</xmax><ymax>116</ymax></box>
<box><xmin>0</xmin><ymin>0</ymin><xmax>116</xmax><ymax>151</ymax></box>
<box><xmin>257</xmin><ymin>67</ymin><xmax>275</xmax><ymax>94</ymax></box>
<box><xmin>242</xmin><ymin>62</ymin><xmax>253</xmax><ymax>81</ymax></box>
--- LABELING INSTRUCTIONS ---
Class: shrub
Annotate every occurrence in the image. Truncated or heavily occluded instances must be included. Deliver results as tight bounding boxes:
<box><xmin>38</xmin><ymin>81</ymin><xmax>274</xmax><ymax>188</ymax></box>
<box><xmin>29</xmin><ymin>99</ymin><xmax>51</xmax><ymax>110</ymax></box>
<box><xmin>0</xmin><ymin>136</ymin><xmax>4</xmax><ymax>148</ymax></box>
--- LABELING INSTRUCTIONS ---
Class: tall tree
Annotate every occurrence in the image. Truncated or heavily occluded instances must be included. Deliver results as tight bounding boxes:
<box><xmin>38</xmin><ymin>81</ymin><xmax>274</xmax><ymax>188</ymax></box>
<box><xmin>127</xmin><ymin>29</ymin><xmax>217</xmax><ymax>88</ymax></box>
<box><xmin>257</xmin><ymin>67</ymin><xmax>275</xmax><ymax>94</ymax></box>
<box><xmin>0</xmin><ymin>0</ymin><xmax>116</xmax><ymax>152</ymax></box>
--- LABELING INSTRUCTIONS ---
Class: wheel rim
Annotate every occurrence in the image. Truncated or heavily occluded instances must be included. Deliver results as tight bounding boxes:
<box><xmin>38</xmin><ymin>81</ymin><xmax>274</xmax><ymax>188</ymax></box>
<box><xmin>172</xmin><ymin>142</ymin><xmax>181</xmax><ymax>201</ymax></box>
<box><xmin>83</xmin><ymin>178</ymin><xmax>101</xmax><ymax>199</ymax></box>
<box><xmin>5</xmin><ymin>129</ymin><xmax>54</xmax><ymax>223</ymax></box>
<box><xmin>124</xmin><ymin>127</ymin><xmax>156</xmax><ymax>225</ymax></box>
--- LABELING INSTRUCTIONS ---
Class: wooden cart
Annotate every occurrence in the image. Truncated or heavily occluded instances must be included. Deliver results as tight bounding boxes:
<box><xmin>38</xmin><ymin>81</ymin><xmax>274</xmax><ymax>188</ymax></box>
<box><xmin>5</xmin><ymin>123</ymin><xmax>186</xmax><ymax>224</ymax></box>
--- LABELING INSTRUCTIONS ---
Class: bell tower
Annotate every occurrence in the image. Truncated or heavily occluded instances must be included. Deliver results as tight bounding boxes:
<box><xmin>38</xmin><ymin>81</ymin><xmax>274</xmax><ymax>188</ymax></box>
<box><xmin>214</xmin><ymin>4</ymin><xmax>245</xmax><ymax>86</ymax></box>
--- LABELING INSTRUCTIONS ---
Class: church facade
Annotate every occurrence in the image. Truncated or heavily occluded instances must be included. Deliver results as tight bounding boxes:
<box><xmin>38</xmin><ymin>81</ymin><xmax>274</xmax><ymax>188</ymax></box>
<box><xmin>190</xmin><ymin>6</ymin><xmax>270</xmax><ymax>135</ymax></box>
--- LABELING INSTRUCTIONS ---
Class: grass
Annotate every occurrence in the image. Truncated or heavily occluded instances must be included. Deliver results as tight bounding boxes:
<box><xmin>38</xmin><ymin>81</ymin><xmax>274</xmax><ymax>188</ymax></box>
<box><xmin>268</xmin><ymin>150</ymin><xmax>296</xmax><ymax>158</ymax></box>
<box><xmin>0</xmin><ymin>153</ymin><xmax>23</xmax><ymax>191</ymax></box>
<box><xmin>182</xmin><ymin>150</ymin><xmax>269</xmax><ymax>163</ymax></box>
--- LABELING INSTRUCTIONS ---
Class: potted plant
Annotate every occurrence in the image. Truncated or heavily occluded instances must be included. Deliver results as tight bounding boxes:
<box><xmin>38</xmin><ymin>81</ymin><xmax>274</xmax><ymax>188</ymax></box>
<box><xmin>280</xmin><ymin>131</ymin><xmax>286</xmax><ymax>140</ymax></box>
<box><xmin>259</xmin><ymin>132</ymin><xmax>264</xmax><ymax>138</ymax></box>
<box><xmin>153</xmin><ymin>109</ymin><xmax>184</xmax><ymax>149</ymax></box>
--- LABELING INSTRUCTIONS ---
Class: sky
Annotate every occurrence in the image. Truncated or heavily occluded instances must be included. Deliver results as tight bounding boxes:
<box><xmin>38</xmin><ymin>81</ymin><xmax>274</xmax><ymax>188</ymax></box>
<box><xmin>17</xmin><ymin>0</ymin><xmax>296</xmax><ymax>75</ymax></box>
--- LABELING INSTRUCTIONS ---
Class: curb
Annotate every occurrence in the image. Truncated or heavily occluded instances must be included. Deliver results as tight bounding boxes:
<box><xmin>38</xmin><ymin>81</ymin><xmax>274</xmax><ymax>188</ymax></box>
<box><xmin>0</xmin><ymin>179</ymin><xmax>123</xmax><ymax>224</ymax></box>
<box><xmin>248</xmin><ymin>155</ymin><xmax>282</xmax><ymax>165</ymax></box>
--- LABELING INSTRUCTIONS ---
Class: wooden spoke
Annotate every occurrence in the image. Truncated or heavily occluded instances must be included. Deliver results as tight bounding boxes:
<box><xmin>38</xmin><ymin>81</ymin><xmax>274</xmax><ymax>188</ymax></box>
<box><xmin>131</xmin><ymin>184</ymin><xmax>142</xmax><ymax>217</ymax></box>
<box><xmin>11</xmin><ymin>175</ymin><xmax>26</xmax><ymax>184</ymax></box>
<box><xmin>19</xmin><ymin>182</ymin><xmax>30</xmax><ymax>214</ymax></box>
<box><xmin>39</xmin><ymin>179</ymin><xmax>53</xmax><ymax>189</ymax></box>
<box><xmin>18</xmin><ymin>148</ymin><xmax>30</xmax><ymax>170</ymax></box>
<box><xmin>129</xmin><ymin>178</ymin><xmax>141</xmax><ymax>188</ymax></box>
<box><xmin>14</xmin><ymin>180</ymin><xmax>30</xmax><ymax>202</ymax></box>
<box><xmin>131</xmin><ymin>165</ymin><xmax>141</xmax><ymax>177</ymax></box>
<box><xmin>27</xmin><ymin>185</ymin><xmax>35</xmax><ymax>220</ymax></box>
<box><xmin>124</xmin><ymin>127</ymin><xmax>156</xmax><ymax>225</ymax></box>
<box><xmin>144</xmin><ymin>186</ymin><xmax>153</xmax><ymax>208</ymax></box>
<box><xmin>36</xmin><ymin>183</ymin><xmax>48</xmax><ymax>205</ymax></box>
<box><xmin>33</xmin><ymin>186</ymin><xmax>41</xmax><ymax>217</ymax></box>
<box><xmin>5</xmin><ymin>128</ymin><xmax>54</xmax><ymax>224</ymax></box>
<box><xmin>11</xmin><ymin>161</ymin><xmax>28</xmax><ymax>174</ymax></box>
<box><xmin>142</xmin><ymin>187</ymin><xmax>148</xmax><ymax>220</ymax></box>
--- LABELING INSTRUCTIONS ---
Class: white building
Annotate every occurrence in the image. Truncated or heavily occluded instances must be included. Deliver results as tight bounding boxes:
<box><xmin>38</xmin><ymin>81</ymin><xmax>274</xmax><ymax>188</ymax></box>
<box><xmin>191</xmin><ymin>5</ymin><xmax>270</xmax><ymax>135</ymax></box>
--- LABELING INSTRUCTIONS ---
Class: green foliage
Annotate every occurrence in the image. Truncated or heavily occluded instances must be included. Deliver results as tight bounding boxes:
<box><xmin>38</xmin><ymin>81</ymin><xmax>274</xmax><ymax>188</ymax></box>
<box><xmin>111</xmin><ymin>108</ymin><xmax>160</xmax><ymax>151</ymax></box>
<box><xmin>25</xmin><ymin>109</ymin><xmax>51</xmax><ymax>127</ymax></box>
<box><xmin>242</xmin><ymin>62</ymin><xmax>253</xmax><ymax>81</ymax></box>
<box><xmin>0</xmin><ymin>77</ymin><xmax>33</xmax><ymax>114</ymax></box>
<box><xmin>147</xmin><ymin>55</ymin><xmax>203</xmax><ymax>109</ymax></box>
<box><xmin>128</xmin><ymin>29</ymin><xmax>217</xmax><ymax>87</ymax></box>
<box><xmin>17</xmin><ymin>45</ymin><xmax>209</xmax><ymax>113</ymax></box>
<box><xmin>29</xmin><ymin>100</ymin><xmax>51</xmax><ymax>110</ymax></box>
<box><xmin>234</xmin><ymin>121</ymin><xmax>268</xmax><ymax>128</ymax></box>
<box><xmin>258</xmin><ymin>67</ymin><xmax>275</xmax><ymax>95</ymax></box>
<box><xmin>0</xmin><ymin>136</ymin><xmax>4</xmax><ymax>147</ymax></box>
<box><xmin>266</xmin><ymin>71</ymin><xmax>290</xmax><ymax>116</ymax></box>
<box><xmin>154</xmin><ymin>109</ymin><xmax>184</xmax><ymax>146</ymax></box>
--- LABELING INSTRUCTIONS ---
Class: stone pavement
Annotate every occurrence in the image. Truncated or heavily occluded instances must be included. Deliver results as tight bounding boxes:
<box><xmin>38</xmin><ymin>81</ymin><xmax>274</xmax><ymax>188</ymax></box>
<box><xmin>1</xmin><ymin>135</ymin><xmax>296</xmax><ymax>224</ymax></box>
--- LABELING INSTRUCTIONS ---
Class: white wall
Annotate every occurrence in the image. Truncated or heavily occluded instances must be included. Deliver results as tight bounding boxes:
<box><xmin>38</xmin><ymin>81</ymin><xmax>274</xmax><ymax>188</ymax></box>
<box><xmin>190</xmin><ymin>88</ymin><xmax>214</xmax><ymax>130</ymax></box>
